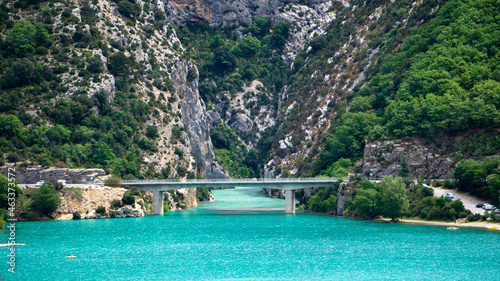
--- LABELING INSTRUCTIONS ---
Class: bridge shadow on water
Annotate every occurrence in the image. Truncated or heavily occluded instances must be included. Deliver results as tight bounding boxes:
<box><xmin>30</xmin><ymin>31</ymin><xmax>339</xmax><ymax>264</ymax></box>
<box><xmin>165</xmin><ymin>187</ymin><xmax>304</xmax><ymax>216</ymax></box>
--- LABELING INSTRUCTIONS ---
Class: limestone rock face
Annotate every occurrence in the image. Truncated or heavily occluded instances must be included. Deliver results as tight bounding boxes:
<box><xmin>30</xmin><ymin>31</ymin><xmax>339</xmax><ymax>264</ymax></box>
<box><xmin>0</xmin><ymin>166</ymin><xmax>106</xmax><ymax>184</ymax></box>
<box><xmin>177</xmin><ymin>188</ymin><xmax>198</xmax><ymax>208</ymax></box>
<box><xmin>356</xmin><ymin>139</ymin><xmax>456</xmax><ymax>179</ymax></box>
<box><xmin>172</xmin><ymin>61</ymin><xmax>228</xmax><ymax>179</ymax></box>
<box><xmin>164</xmin><ymin>0</ymin><xmax>311</xmax><ymax>27</ymax></box>
<box><xmin>56</xmin><ymin>186</ymin><xmax>128</xmax><ymax>218</ymax></box>
<box><xmin>206</xmin><ymin>110</ymin><xmax>222</xmax><ymax>127</ymax></box>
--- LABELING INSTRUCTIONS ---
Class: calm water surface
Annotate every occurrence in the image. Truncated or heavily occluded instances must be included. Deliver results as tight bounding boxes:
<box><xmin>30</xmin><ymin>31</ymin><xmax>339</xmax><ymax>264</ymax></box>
<box><xmin>1</xmin><ymin>187</ymin><xmax>499</xmax><ymax>280</ymax></box>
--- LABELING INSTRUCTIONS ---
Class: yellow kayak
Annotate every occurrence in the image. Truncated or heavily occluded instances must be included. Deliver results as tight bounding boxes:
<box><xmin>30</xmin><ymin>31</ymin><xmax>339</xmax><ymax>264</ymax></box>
<box><xmin>66</xmin><ymin>255</ymin><xmax>77</xmax><ymax>259</ymax></box>
<box><xmin>447</xmin><ymin>227</ymin><xmax>459</xmax><ymax>230</ymax></box>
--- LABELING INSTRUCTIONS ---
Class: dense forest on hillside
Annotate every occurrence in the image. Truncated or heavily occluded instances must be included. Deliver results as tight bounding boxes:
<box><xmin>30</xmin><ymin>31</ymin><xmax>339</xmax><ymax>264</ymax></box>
<box><xmin>0</xmin><ymin>0</ymin><xmax>498</xmax><ymax>198</ymax></box>
<box><xmin>295</xmin><ymin>0</ymin><xmax>500</xmax><ymax>214</ymax></box>
<box><xmin>311</xmin><ymin>0</ymin><xmax>499</xmax><ymax>175</ymax></box>
<box><xmin>0</xmin><ymin>0</ymin><xmax>497</xmax><ymax>180</ymax></box>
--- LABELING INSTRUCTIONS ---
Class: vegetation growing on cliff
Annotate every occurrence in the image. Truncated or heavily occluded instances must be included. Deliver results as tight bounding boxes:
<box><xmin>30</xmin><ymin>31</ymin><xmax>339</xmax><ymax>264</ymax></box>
<box><xmin>0</xmin><ymin>0</ymin><xmax>188</xmax><ymax>179</ymax></box>
<box><xmin>210</xmin><ymin>123</ymin><xmax>259</xmax><ymax>178</ymax></box>
<box><xmin>304</xmin><ymin>0</ymin><xmax>498</xmax><ymax>177</ymax></box>
<box><xmin>177</xmin><ymin>17</ymin><xmax>290</xmax><ymax>106</ymax></box>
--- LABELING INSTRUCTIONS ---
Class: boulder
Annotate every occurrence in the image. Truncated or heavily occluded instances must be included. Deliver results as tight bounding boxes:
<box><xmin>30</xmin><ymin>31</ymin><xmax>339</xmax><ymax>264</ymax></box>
<box><xmin>230</xmin><ymin>113</ymin><xmax>253</xmax><ymax>133</ymax></box>
<box><xmin>206</xmin><ymin>110</ymin><xmax>222</xmax><ymax>127</ymax></box>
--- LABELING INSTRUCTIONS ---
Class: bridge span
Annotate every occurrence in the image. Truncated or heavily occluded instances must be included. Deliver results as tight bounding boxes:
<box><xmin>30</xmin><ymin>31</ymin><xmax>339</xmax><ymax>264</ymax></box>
<box><xmin>122</xmin><ymin>178</ymin><xmax>346</xmax><ymax>215</ymax></box>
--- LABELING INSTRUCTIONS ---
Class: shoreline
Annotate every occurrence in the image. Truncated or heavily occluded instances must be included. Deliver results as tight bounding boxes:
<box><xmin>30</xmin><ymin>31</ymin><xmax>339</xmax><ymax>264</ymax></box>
<box><xmin>375</xmin><ymin>218</ymin><xmax>500</xmax><ymax>231</ymax></box>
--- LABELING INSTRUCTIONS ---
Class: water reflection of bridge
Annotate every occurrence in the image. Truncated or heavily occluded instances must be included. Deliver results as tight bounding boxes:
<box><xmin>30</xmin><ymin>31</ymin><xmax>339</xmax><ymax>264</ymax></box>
<box><xmin>122</xmin><ymin>178</ymin><xmax>346</xmax><ymax>215</ymax></box>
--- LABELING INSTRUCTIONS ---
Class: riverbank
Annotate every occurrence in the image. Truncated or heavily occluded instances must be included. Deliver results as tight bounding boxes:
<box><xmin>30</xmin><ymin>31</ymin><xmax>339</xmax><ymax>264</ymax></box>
<box><xmin>375</xmin><ymin>218</ymin><xmax>500</xmax><ymax>231</ymax></box>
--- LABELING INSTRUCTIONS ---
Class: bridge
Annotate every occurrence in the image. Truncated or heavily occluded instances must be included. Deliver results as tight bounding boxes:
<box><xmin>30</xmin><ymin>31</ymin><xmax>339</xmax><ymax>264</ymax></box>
<box><xmin>122</xmin><ymin>178</ymin><xmax>346</xmax><ymax>215</ymax></box>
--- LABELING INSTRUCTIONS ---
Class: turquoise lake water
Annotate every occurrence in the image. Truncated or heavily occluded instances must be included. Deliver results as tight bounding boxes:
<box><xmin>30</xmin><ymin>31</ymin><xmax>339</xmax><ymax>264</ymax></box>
<box><xmin>1</xmin><ymin>187</ymin><xmax>499</xmax><ymax>280</ymax></box>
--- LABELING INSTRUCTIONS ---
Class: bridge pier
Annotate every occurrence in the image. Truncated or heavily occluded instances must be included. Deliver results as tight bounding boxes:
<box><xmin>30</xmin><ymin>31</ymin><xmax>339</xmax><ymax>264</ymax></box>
<box><xmin>153</xmin><ymin>190</ymin><xmax>164</xmax><ymax>215</ymax></box>
<box><xmin>285</xmin><ymin>190</ymin><xmax>296</xmax><ymax>214</ymax></box>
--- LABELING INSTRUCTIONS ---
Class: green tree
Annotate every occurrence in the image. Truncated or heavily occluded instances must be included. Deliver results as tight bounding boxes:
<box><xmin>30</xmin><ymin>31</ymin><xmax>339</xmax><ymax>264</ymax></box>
<box><xmin>92</xmin><ymin>141</ymin><xmax>116</xmax><ymax>165</ymax></box>
<box><xmin>454</xmin><ymin>157</ymin><xmax>500</xmax><ymax>204</ymax></box>
<box><xmin>315</xmin><ymin>112</ymin><xmax>381</xmax><ymax>173</ymax></box>
<box><xmin>268</xmin><ymin>21</ymin><xmax>290</xmax><ymax>51</ymax></box>
<box><xmin>196</xmin><ymin>188</ymin><xmax>211</xmax><ymax>202</ymax></box>
<box><xmin>72</xmin><ymin>211</ymin><xmax>81</xmax><ymax>219</ymax></box>
<box><xmin>0</xmin><ymin>175</ymin><xmax>22</xmax><ymax>211</ymax></box>
<box><xmin>213</xmin><ymin>46</ymin><xmax>236</xmax><ymax>73</ymax></box>
<box><xmin>4</xmin><ymin>20</ymin><xmax>36</xmax><ymax>55</ymax></box>
<box><xmin>379</xmin><ymin>176</ymin><xmax>408</xmax><ymax>221</ymax></box>
<box><xmin>145</xmin><ymin>125</ymin><xmax>159</xmax><ymax>139</ymax></box>
<box><xmin>187</xmin><ymin>67</ymin><xmax>198</xmax><ymax>82</ymax></box>
<box><xmin>320</xmin><ymin>158</ymin><xmax>352</xmax><ymax>177</ymax></box>
<box><xmin>309</xmin><ymin>35</ymin><xmax>327</xmax><ymax>53</ymax></box>
<box><xmin>249</xmin><ymin>16</ymin><xmax>271</xmax><ymax>38</ymax></box>
<box><xmin>108</xmin><ymin>52</ymin><xmax>133</xmax><ymax>77</ymax></box>
<box><xmin>306</xmin><ymin>185</ymin><xmax>338</xmax><ymax>212</ymax></box>
<box><xmin>232</xmin><ymin>36</ymin><xmax>261</xmax><ymax>58</ymax></box>
<box><xmin>117</xmin><ymin>0</ymin><xmax>140</xmax><ymax>19</ymax></box>
<box><xmin>353</xmin><ymin>188</ymin><xmax>379</xmax><ymax>218</ymax></box>
<box><xmin>209</xmin><ymin>34</ymin><xmax>225</xmax><ymax>49</ymax></box>
<box><xmin>487</xmin><ymin>174</ymin><xmax>500</xmax><ymax>205</ymax></box>
<box><xmin>105</xmin><ymin>175</ymin><xmax>122</xmax><ymax>187</ymax></box>
<box><xmin>2</xmin><ymin>58</ymin><xmax>39</xmax><ymax>89</ymax></box>
<box><xmin>0</xmin><ymin>115</ymin><xmax>24</xmax><ymax>138</ymax></box>
<box><xmin>398</xmin><ymin>157</ymin><xmax>410</xmax><ymax>177</ymax></box>
<box><xmin>454</xmin><ymin>159</ymin><xmax>488</xmax><ymax>197</ymax></box>
<box><xmin>33</xmin><ymin>22</ymin><xmax>50</xmax><ymax>47</ymax></box>
<box><xmin>96</xmin><ymin>205</ymin><xmax>106</xmax><ymax>214</ymax></box>
<box><xmin>87</xmin><ymin>55</ymin><xmax>104</xmax><ymax>74</ymax></box>
<box><xmin>31</xmin><ymin>183</ymin><xmax>61</xmax><ymax>216</ymax></box>
<box><xmin>0</xmin><ymin>215</ymin><xmax>5</xmax><ymax>231</ymax></box>
<box><xmin>122</xmin><ymin>192</ymin><xmax>135</xmax><ymax>205</ymax></box>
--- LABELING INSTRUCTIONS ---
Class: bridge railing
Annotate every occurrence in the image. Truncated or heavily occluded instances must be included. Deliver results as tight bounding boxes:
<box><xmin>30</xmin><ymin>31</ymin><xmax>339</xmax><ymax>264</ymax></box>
<box><xmin>122</xmin><ymin>177</ymin><xmax>347</xmax><ymax>185</ymax></box>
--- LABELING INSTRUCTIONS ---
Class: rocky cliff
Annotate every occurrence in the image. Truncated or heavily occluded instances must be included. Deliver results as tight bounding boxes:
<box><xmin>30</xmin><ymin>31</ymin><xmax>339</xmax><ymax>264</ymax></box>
<box><xmin>165</xmin><ymin>0</ymin><xmax>311</xmax><ymax>27</ymax></box>
<box><xmin>355</xmin><ymin>139</ymin><xmax>456</xmax><ymax>179</ymax></box>
<box><xmin>56</xmin><ymin>185</ymin><xmax>199</xmax><ymax>220</ymax></box>
<box><xmin>0</xmin><ymin>0</ymin><xmax>227</xmax><ymax>180</ymax></box>
<box><xmin>55</xmin><ymin>186</ymin><xmax>134</xmax><ymax>219</ymax></box>
<box><xmin>0</xmin><ymin>166</ymin><xmax>106</xmax><ymax>184</ymax></box>
<box><xmin>168</xmin><ymin>0</ymin><xmax>442</xmax><ymax>178</ymax></box>
<box><xmin>172</xmin><ymin>61</ymin><xmax>228</xmax><ymax>178</ymax></box>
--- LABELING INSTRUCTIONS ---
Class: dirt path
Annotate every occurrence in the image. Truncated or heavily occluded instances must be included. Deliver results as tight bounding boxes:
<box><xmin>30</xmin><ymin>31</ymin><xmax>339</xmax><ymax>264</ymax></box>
<box><xmin>430</xmin><ymin>186</ymin><xmax>487</xmax><ymax>215</ymax></box>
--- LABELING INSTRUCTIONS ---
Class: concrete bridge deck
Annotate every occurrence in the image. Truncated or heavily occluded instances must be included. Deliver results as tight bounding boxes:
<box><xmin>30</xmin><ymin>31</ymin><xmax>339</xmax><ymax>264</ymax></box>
<box><xmin>122</xmin><ymin>177</ymin><xmax>346</xmax><ymax>215</ymax></box>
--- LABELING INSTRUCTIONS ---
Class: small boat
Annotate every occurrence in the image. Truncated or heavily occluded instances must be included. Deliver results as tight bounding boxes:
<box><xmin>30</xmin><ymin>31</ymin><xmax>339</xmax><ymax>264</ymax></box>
<box><xmin>66</xmin><ymin>254</ymin><xmax>77</xmax><ymax>259</ymax></box>
<box><xmin>447</xmin><ymin>227</ymin><xmax>459</xmax><ymax>230</ymax></box>
<box><xmin>485</xmin><ymin>225</ymin><xmax>497</xmax><ymax>230</ymax></box>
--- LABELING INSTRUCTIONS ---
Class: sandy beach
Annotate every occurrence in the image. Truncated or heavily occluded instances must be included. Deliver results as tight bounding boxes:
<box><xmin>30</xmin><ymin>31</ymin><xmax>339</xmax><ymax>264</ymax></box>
<box><xmin>376</xmin><ymin>218</ymin><xmax>500</xmax><ymax>231</ymax></box>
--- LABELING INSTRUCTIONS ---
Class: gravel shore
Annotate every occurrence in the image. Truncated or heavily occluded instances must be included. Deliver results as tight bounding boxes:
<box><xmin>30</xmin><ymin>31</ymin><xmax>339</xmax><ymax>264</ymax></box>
<box><xmin>377</xmin><ymin>218</ymin><xmax>500</xmax><ymax>231</ymax></box>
